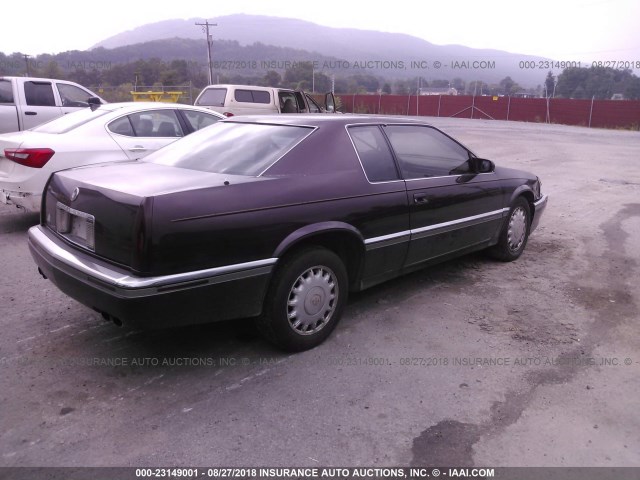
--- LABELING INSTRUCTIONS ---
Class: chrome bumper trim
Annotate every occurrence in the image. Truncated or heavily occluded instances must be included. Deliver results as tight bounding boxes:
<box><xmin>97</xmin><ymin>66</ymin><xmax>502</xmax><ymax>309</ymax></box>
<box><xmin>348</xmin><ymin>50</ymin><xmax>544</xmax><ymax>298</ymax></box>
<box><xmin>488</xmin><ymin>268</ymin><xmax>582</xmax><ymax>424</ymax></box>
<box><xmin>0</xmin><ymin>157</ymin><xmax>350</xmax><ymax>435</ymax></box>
<box><xmin>534</xmin><ymin>194</ymin><xmax>548</xmax><ymax>208</ymax></box>
<box><xmin>28</xmin><ymin>225</ymin><xmax>277</xmax><ymax>290</ymax></box>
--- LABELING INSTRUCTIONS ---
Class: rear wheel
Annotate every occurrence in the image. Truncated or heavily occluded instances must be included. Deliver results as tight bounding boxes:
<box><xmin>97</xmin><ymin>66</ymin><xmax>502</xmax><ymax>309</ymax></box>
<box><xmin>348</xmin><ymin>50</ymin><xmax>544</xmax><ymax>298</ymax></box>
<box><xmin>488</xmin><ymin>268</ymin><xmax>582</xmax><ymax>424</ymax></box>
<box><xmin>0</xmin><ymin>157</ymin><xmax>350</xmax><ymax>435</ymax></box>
<box><xmin>488</xmin><ymin>197</ymin><xmax>531</xmax><ymax>261</ymax></box>
<box><xmin>256</xmin><ymin>247</ymin><xmax>348</xmax><ymax>352</ymax></box>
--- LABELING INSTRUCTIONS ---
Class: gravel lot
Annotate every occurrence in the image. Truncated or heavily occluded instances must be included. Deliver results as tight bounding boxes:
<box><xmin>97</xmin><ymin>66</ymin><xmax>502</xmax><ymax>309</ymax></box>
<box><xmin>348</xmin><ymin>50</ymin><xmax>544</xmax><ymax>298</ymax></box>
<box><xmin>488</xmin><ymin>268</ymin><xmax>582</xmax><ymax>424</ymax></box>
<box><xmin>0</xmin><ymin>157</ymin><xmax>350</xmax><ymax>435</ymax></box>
<box><xmin>1</xmin><ymin>117</ymin><xmax>639</xmax><ymax>468</ymax></box>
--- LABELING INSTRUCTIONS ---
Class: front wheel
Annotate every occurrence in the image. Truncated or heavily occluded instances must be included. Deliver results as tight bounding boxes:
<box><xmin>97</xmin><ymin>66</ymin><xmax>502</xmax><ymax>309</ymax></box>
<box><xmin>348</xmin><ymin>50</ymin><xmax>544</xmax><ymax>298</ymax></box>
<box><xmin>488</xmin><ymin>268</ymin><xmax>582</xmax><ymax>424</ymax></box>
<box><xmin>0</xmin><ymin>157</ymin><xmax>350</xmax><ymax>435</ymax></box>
<box><xmin>256</xmin><ymin>247</ymin><xmax>348</xmax><ymax>352</ymax></box>
<box><xmin>488</xmin><ymin>197</ymin><xmax>531</xmax><ymax>261</ymax></box>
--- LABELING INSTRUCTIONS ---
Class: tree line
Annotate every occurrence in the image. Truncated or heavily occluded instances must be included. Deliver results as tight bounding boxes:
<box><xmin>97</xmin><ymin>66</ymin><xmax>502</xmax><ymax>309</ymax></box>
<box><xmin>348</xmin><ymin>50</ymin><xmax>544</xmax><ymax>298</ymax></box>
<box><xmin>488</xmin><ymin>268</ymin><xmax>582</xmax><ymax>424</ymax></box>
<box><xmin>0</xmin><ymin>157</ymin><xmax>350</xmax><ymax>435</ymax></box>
<box><xmin>2</xmin><ymin>49</ymin><xmax>639</xmax><ymax>100</ymax></box>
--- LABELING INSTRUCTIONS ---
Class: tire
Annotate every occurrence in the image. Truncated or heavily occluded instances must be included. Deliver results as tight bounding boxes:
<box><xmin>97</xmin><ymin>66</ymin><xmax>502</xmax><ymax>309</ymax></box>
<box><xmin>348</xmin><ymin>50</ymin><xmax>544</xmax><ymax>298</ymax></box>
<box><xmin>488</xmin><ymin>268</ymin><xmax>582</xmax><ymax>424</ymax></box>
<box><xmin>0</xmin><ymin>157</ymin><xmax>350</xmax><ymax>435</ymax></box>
<box><xmin>488</xmin><ymin>197</ymin><xmax>531</xmax><ymax>262</ymax></box>
<box><xmin>256</xmin><ymin>246</ymin><xmax>348</xmax><ymax>352</ymax></box>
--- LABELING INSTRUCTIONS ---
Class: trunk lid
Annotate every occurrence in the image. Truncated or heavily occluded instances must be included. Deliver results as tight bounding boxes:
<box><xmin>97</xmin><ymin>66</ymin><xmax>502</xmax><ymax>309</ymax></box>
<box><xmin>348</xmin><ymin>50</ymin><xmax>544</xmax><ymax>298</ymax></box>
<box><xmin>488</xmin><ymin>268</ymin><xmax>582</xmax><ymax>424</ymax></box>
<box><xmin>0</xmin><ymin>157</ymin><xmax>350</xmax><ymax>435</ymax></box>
<box><xmin>43</xmin><ymin>161</ymin><xmax>263</xmax><ymax>273</ymax></box>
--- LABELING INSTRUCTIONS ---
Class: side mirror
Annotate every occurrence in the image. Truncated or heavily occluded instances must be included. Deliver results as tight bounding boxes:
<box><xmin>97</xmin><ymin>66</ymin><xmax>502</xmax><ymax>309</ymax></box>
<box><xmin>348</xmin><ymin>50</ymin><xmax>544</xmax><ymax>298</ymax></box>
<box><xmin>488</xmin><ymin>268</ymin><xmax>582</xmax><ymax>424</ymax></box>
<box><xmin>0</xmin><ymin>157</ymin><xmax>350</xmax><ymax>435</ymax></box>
<box><xmin>470</xmin><ymin>157</ymin><xmax>495</xmax><ymax>173</ymax></box>
<box><xmin>87</xmin><ymin>97</ymin><xmax>102</xmax><ymax>111</ymax></box>
<box><xmin>324</xmin><ymin>92</ymin><xmax>336</xmax><ymax>113</ymax></box>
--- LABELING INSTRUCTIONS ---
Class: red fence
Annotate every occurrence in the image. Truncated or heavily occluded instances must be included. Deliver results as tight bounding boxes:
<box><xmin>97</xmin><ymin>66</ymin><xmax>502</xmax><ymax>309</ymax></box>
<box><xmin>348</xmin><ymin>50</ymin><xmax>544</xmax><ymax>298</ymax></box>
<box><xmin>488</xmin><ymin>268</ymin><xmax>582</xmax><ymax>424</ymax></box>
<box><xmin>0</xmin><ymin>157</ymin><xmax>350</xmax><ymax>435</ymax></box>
<box><xmin>335</xmin><ymin>94</ymin><xmax>640</xmax><ymax>130</ymax></box>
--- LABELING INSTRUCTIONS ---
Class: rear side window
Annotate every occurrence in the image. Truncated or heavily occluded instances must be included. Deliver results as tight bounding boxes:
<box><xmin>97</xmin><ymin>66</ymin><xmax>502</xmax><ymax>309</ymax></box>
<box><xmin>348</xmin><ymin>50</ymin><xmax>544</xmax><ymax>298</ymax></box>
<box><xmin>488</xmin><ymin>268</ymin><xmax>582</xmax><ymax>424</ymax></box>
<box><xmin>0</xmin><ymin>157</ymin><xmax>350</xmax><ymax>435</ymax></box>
<box><xmin>24</xmin><ymin>81</ymin><xmax>56</xmax><ymax>107</ymax></box>
<box><xmin>180</xmin><ymin>110</ymin><xmax>221</xmax><ymax>131</ymax></box>
<box><xmin>0</xmin><ymin>80</ymin><xmax>14</xmax><ymax>104</ymax></box>
<box><xmin>108</xmin><ymin>116</ymin><xmax>135</xmax><ymax>136</ymax></box>
<box><xmin>196</xmin><ymin>88</ymin><xmax>227</xmax><ymax>107</ymax></box>
<box><xmin>348</xmin><ymin>126</ymin><xmax>400</xmax><ymax>182</ymax></box>
<box><xmin>234</xmin><ymin>89</ymin><xmax>271</xmax><ymax>104</ymax></box>
<box><xmin>127</xmin><ymin>110</ymin><xmax>184</xmax><ymax>137</ymax></box>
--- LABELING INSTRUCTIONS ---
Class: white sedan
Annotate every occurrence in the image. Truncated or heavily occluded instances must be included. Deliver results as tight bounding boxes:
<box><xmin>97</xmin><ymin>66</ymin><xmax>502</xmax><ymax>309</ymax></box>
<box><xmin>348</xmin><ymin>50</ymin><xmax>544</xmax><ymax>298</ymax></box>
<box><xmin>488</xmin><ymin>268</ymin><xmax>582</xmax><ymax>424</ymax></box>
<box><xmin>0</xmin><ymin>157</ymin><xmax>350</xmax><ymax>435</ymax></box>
<box><xmin>0</xmin><ymin>102</ymin><xmax>224</xmax><ymax>211</ymax></box>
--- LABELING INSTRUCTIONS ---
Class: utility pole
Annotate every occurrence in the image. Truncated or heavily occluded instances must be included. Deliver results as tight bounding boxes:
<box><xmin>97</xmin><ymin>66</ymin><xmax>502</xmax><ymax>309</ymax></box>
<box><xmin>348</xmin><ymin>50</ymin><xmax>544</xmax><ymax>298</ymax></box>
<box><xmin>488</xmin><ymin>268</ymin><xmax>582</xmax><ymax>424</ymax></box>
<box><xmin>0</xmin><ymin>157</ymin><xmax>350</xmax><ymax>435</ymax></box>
<box><xmin>195</xmin><ymin>20</ymin><xmax>217</xmax><ymax>85</ymax></box>
<box><xmin>23</xmin><ymin>54</ymin><xmax>31</xmax><ymax>76</ymax></box>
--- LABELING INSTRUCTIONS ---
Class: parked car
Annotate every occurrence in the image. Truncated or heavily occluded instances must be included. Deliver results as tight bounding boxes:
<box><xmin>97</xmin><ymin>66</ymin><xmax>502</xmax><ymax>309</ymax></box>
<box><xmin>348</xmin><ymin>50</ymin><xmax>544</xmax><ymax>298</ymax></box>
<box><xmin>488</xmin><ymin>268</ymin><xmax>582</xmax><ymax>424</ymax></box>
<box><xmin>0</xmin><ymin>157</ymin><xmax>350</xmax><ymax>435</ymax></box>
<box><xmin>195</xmin><ymin>84</ymin><xmax>336</xmax><ymax>116</ymax></box>
<box><xmin>0</xmin><ymin>76</ymin><xmax>106</xmax><ymax>134</ymax></box>
<box><xmin>0</xmin><ymin>102</ymin><xmax>224</xmax><ymax>211</ymax></box>
<box><xmin>28</xmin><ymin>115</ymin><xmax>548</xmax><ymax>352</ymax></box>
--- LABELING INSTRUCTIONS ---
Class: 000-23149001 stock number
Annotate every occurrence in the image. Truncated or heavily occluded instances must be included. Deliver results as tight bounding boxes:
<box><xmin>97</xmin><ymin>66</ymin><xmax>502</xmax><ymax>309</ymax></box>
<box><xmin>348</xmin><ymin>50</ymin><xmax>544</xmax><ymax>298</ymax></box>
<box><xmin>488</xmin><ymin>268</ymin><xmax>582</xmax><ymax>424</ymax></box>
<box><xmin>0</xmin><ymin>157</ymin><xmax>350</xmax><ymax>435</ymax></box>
<box><xmin>519</xmin><ymin>60</ymin><xmax>640</xmax><ymax>69</ymax></box>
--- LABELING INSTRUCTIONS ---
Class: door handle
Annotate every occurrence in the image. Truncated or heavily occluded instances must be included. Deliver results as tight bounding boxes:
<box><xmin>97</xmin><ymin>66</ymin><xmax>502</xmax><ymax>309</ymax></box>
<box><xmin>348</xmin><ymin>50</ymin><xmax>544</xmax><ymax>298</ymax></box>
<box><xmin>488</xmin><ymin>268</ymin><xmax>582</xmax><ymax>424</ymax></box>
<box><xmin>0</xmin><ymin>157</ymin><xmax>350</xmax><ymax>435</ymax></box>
<box><xmin>128</xmin><ymin>146</ymin><xmax>147</xmax><ymax>152</ymax></box>
<box><xmin>413</xmin><ymin>193</ymin><xmax>429</xmax><ymax>205</ymax></box>
<box><xmin>24</xmin><ymin>111</ymin><xmax>37</xmax><ymax>116</ymax></box>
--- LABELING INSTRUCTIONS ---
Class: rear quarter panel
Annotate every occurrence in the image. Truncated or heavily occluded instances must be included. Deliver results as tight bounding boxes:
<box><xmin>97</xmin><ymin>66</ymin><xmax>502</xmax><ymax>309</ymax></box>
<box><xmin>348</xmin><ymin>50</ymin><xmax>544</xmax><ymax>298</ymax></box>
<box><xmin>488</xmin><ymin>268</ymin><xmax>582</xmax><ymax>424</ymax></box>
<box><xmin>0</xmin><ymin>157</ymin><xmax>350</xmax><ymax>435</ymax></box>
<box><xmin>146</xmin><ymin>123</ymin><xmax>409</xmax><ymax>275</ymax></box>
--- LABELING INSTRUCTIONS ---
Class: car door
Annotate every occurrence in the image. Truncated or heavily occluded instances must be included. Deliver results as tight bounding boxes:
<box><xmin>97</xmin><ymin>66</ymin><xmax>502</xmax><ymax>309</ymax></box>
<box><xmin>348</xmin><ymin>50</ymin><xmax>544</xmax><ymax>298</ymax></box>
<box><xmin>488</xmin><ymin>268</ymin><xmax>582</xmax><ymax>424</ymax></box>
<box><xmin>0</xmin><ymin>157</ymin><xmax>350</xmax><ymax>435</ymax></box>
<box><xmin>20</xmin><ymin>81</ymin><xmax>62</xmax><ymax>129</ymax></box>
<box><xmin>382</xmin><ymin>124</ymin><xmax>504</xmax><ymax>267</ymax></box>
<box><xmin>107</xmin><ymin>109</ymin><xmax>185</xmax><ymax>160</ymax></box>
<box><xmin>347</xmin><ymin>125</ymin><xmax>410</xmax><ymax>287</ymax></box>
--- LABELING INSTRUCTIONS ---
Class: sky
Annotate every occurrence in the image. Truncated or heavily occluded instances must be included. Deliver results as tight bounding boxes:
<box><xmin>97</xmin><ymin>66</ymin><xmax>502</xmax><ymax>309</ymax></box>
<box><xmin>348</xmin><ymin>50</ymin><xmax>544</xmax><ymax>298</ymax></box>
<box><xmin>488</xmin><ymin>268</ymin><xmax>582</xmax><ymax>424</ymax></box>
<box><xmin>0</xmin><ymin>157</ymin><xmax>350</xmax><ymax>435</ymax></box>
<box><xmin>2</xmin><ymin>0</ymin><xmax>639</xmax><ymax>63</ymax></box>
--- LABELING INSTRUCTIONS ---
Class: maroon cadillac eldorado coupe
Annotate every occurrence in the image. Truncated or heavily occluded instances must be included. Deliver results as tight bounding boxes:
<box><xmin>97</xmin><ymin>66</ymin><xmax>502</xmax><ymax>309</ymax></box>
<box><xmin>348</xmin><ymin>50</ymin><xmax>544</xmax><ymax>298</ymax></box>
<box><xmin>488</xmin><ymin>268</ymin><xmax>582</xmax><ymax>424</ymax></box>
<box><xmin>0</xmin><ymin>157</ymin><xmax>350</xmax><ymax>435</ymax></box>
<box><xmin>28</xmin><ymin>115</ymin><xmax>548</xmax><ymax>351</ymax></box>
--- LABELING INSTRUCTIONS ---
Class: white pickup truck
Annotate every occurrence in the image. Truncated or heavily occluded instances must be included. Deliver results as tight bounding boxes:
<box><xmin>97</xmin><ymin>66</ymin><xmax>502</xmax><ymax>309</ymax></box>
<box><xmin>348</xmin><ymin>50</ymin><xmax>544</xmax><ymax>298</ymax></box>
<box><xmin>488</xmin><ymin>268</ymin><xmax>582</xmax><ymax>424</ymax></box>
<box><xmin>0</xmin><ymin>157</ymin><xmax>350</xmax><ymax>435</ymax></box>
<box><xmin>0</xmin><ymin>76</ymin><xmax>105</xmax><ymax>134</ymax></box>
<box><xmin>195</xmin><ymin>84</ymin><xmax>336</xmax><ymax>117</ymax></box>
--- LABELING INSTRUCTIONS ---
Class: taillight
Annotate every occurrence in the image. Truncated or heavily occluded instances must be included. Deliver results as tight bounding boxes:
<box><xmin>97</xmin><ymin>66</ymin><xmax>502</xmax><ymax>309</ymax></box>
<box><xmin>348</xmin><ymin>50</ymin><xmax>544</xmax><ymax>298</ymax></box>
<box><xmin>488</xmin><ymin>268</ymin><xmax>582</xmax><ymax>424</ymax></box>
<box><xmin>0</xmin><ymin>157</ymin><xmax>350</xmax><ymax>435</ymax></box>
<box><xmin>4</xmin><ymin>148</ymin><xmax>55</xmax><ymax>168</ymax></box>
<box><xmin>223</xmin><ymin>112</ymin><xmax>234</xmax><ymax>117</ymax></box>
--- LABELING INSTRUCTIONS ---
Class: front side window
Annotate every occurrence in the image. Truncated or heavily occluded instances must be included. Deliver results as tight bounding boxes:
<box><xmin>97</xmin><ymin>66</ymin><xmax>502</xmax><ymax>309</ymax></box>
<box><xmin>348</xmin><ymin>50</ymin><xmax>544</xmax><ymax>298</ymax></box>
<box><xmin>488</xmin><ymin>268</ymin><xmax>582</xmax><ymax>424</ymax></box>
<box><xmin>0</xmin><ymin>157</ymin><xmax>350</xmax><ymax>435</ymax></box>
<box><xmin>383</xmin><ymin>125</ymin><xmax>470</xmax><ymax>178</ymax></box>
<box><xmin>348</xmin><ymin>125</ymin><xmax>399</xmax><ymax>182</ymax></box>
<box><xmin>146</xmin><ymin>122</ymin><xmax>313</xmax><ymax>176</ymax></box>
<box><xmin>195</xmin><ymin>88</ymin><xmax>227</xmax><ymax>107</ymax></box>
<box><xmin>56</xmin><ymin>83</ymin><xmax>92</xmax><ymax>107</ymax></box>
<box><xmin>24</xmin><ymin>81</ymin><xmax>56</xmax><ymax>107</ymax></box>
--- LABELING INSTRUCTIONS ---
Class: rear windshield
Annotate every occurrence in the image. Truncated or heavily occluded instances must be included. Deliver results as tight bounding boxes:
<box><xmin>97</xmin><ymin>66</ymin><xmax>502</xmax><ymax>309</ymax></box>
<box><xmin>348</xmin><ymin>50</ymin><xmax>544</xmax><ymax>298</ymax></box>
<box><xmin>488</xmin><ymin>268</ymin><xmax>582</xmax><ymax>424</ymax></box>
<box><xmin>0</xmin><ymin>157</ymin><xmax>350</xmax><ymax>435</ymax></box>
<box><xmin>145</xmin><ymin>122</ymin><xmax>313</xmax><ymax>176</ymax></box>
<box><xmin>196</xmin><ymin>88</ymin><xmax>227</xmax><ymax>107</ymax></box>
<box><xmin>32</xmin><ymin>107</ymin><xmax>113</xmax><ymax>133</ymax></box>
<box><xmin>0</xmin><ymin>80</ymin><xmax>14</xmax><ymax>104</ymax></box>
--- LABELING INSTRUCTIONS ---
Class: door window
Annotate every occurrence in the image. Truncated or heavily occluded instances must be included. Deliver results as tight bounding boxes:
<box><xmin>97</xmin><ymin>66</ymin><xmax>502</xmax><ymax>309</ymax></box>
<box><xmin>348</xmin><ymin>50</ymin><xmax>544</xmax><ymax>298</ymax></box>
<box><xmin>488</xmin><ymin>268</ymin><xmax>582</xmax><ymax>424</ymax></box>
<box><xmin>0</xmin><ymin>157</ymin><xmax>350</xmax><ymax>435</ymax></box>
<box><xmin>129</xmin><ymin>110</ymin><xmax>183</xmax><ymax>137</ymax></box>
<box><xmin>24</xmin><ymin>81</ymin><xmax>56</xmax><ymax>107</ymax></box>
<box><xmin>279</xmin><ymin>92</ymin><xmax>299</xmax><ymax>113</ymax></box>
<box><xmin>56</xmin><ymin>83</ymin><xmax>92</xmax><ymax>107</ymax></box>
<box><xmin>383</xmin><ymin>125</ymin><xmax>470</xmax><ymax>178</ymax></box>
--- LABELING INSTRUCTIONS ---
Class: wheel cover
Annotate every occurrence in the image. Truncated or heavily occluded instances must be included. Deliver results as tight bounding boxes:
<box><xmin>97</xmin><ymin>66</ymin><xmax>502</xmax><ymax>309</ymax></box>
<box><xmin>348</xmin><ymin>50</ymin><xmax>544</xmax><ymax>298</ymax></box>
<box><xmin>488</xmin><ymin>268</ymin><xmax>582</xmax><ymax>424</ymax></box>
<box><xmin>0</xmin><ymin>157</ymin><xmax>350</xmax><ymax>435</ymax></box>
<box><xmin>286</xmin><ymin>265</ymin><xmax>338</xmax><ymax>335</ymax></box>
<box><xmin>507</xmin><ymin>206</ymin><xmax>527</xmax><ymax>252</ymax></box>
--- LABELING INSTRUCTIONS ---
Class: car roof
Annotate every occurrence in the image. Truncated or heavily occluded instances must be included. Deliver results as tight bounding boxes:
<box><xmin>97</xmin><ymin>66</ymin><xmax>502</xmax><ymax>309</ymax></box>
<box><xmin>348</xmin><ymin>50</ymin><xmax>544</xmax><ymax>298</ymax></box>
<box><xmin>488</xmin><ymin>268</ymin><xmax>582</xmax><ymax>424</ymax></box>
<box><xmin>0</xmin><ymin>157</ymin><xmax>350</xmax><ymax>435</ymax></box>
<box><xmin>95</xmin><ymin>102</ymin><xmax>225</xmax><ymax>117</ymax></box>
<box><xmin>224</xmin><ymin>114</ymin><xmax>432</xmax><ymax>127</ymax></box>
<box><xmin>202</xmin><ymin>84</ymin><xmax>278</xmax><ymax>91</ymax></box>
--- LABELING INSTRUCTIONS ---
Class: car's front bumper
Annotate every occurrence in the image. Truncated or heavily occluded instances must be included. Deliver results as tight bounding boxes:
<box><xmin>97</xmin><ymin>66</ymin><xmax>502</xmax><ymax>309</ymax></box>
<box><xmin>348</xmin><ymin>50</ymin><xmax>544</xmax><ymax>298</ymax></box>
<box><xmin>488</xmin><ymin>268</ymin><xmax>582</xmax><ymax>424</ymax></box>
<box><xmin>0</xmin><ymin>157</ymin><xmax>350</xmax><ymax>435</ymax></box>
<box><xmin>530</xmin><ymin>194</ymin><xmax>548</xmax><ymax>233</ymax></box>
<box><xmin>28</xmin><ymin>225</ymin><xmax>274</xmax><ymax>329</ymax></box>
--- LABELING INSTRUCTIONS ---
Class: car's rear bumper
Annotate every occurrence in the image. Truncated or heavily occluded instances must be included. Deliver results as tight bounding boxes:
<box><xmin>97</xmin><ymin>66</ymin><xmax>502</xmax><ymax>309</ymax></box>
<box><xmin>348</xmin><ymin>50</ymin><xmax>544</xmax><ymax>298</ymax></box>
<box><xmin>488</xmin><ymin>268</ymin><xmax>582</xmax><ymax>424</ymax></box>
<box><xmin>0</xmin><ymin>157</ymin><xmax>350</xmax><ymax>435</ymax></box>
<box><xmin>530</xmin><ymin>194</ymin><xmax>548</xmax><ymax>233</ymax></box>
<box><xmin>28</xmin><ymin>225</ymin><xmax>274</xmax><ymax>329</ymax></box>
<box><xmin>0</xmin><ymin>189</ymin><xmax>40</xmax><ymax>211</ymax></box>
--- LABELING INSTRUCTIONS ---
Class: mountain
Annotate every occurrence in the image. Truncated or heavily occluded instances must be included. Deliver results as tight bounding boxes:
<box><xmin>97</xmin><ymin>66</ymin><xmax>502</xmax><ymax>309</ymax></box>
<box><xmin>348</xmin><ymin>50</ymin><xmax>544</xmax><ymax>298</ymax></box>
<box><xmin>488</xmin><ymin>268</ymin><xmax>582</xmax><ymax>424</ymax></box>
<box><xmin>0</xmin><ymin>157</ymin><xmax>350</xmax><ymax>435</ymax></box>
<box><xmin>93</xmin><ymin>14</ymin><xmax>550</xmax><ymax>86</ymax></box>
